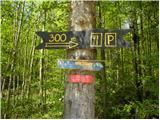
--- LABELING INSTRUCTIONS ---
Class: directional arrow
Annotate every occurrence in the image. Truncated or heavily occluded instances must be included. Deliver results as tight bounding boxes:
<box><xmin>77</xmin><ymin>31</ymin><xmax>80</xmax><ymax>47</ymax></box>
<box><xmin>44</xmin><ymin>38</ymin><xmax>78</xmax><ymax>49</ymax></box>
<box><xmin>69</xmin><ymin>38</ymin><xmax>79</xmax><ymax>48</ymax></box>
<box><xmin>35</xmin><ymin>31</ymin><xmax>77</xmax><ymax>49</ymax></box>
<box><xmin>35</xmin><ymin>29</ymin><xmax>131</xmax><ymax>49</ymax></box>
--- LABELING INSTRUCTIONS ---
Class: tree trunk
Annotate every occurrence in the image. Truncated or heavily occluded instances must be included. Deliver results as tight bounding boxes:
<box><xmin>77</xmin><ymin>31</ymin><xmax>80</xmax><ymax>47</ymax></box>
<box><xmin>64</xmin><ymin>1</ymin><xmax>96</xmax><ymax>119</ymax></box>
<box><xmin>98</xmin><ymin>2</ymin><xmax>107</xmax><ymax>118</ymax></box>
<box><xmin>5</xmin><ymin>75</ymin><xmax>12</xmax><ymax>118</ymax></box>
<box><xmin>131</xmin><ymin>8</ymin><xmax>143</xmax><ymax>102</ymax></box>
<box><xmin>27</xmin><ymin>34</ymin><xmax>35</xmax><ymax>99</ymax></box>
<box><xmin>39</xmin><ymin>9</ymin><xmax>47</xmax><ymax>114</ymax></box>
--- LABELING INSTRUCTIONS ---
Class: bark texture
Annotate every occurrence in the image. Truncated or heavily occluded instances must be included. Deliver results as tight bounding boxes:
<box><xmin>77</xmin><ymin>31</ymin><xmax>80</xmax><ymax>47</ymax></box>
<box><xmin>64</xmin><ymin>1</ymin><xmax>96</xmax><ymax>119</ymax></box>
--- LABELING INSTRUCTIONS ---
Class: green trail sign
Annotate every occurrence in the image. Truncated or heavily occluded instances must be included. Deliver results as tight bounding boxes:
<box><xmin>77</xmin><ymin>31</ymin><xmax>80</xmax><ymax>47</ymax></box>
<box><xmin>36</xmin><ymin>29</ymin><xmax>131</xmax><ymax>49</ymax></box>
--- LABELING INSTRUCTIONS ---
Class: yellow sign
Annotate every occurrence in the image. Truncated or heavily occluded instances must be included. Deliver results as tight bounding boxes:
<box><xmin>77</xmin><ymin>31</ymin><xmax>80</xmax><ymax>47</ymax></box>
<box><xmin>105</xmin><ymin>33</ymin><xmax>116</xmax><ymax>47</ymax></box>
<box><xmin>76</xmin><ymin>61</ymin><xmax>92</xmax><ymax>66</ymax></box>
<box><xmin>90</xmin><ymin>32</ymin><xmax>116</xmax><ymax>47</ymax></box>
<box><xmin>45</xmin><ymin>37</ymin><xmax>78</xmax><ymax>49</ymax></box>
<box><xmin>90</xmin><ymin>33</ymin><xmax>102</xmax><ymax>47</ymax></box>
<box><xmin>49</xmin><ymin>33</ymin><xmax>67</xmax><ymax>43</ymax></box>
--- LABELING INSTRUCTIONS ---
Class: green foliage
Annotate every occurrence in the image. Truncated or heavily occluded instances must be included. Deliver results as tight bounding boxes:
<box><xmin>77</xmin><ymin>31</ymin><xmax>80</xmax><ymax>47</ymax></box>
<box><xmin>1</xmin><ymin>0</ymin><xmax>158</xmax><ymax>119</ymax></box>
<box><xmin>95</xmin><ymin>1</ymin><xmax>158</xmax><ymax>119</ymax></box>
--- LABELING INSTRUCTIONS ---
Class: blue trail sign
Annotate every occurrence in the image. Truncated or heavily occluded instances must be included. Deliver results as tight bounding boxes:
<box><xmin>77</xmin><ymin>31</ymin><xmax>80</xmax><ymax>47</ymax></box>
<box><xmin>57</xmin><ymin>59</ymin><xmax>103</xmax><ymax>71</ymax></box>
<box><xmin>36</xmin><ymin>29</ymin><xmax>131</xmax><ymax>49</ymax></box>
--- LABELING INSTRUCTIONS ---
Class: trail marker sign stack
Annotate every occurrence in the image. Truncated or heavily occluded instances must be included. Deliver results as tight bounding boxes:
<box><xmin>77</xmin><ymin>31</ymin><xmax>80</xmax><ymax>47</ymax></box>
<box><xmin>36</xmin><ymin>1</ymin><xmax>131</xmax><ymax>118</ymax></box>
<box><xmin>36</xmin><ymin>29</ymin><xmax>130</xmax><ymax>50</ymax></box>
<box><xmin>36</xmin><ymin>29</ymin><xmax>130</xmax><ymax>83</ymax></box>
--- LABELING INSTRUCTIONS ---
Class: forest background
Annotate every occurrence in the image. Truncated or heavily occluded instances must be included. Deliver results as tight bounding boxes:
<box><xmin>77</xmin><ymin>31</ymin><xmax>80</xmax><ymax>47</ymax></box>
<box><xmin>1</xmin><ymin>0</ymin><xmax>159</xmax><ymax>119</ymax></box>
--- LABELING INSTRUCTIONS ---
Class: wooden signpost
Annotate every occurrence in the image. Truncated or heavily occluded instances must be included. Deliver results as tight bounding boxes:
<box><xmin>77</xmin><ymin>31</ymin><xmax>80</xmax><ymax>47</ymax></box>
<box><xmin>36</xmin><ymin>1</ymin><xmax>131</xmax><ymax>119</ymax></box>
<box><xmin>36</xmin><ymin>29</ymin><xmax>130</xmax><ymax>49</ymax></box>
<box><xmin>36</xmin><ymin>29</ymin><xmax>131</xmax><ymax>118</ymax></box>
